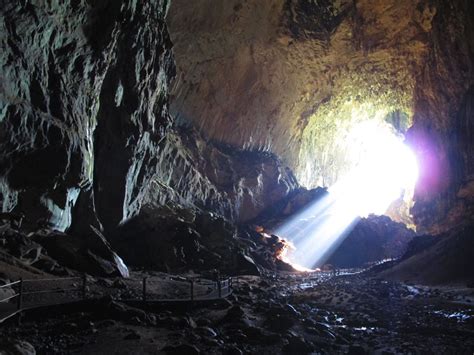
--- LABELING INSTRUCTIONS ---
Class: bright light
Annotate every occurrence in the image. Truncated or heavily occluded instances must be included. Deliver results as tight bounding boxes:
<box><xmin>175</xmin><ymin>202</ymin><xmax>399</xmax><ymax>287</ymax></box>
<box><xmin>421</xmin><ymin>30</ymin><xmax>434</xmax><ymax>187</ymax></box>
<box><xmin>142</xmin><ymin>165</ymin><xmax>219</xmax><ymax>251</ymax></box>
<box><xmin>330</xmin><ymin>120</ymin><xmax>418</xmax><ymax>216</ymax></box>
<box><xmin>278</xmin><ymin>240</ymin><xmax>315</xmax><ymax>272</ymax></box>
<box><xmin>275</xmin><ymin>120</ymin><xmax>419</xmax><ymax>270</ymax></box>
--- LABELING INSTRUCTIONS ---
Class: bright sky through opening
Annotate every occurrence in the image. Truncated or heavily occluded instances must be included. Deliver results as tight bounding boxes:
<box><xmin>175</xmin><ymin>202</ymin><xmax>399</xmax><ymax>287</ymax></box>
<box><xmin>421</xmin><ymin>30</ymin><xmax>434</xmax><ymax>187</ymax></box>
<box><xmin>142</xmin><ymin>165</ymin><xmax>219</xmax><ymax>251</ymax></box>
<box><xmin>277</xmin><ymin>121</ymin><xmax>419</xmax><ymax>270</ymax></box>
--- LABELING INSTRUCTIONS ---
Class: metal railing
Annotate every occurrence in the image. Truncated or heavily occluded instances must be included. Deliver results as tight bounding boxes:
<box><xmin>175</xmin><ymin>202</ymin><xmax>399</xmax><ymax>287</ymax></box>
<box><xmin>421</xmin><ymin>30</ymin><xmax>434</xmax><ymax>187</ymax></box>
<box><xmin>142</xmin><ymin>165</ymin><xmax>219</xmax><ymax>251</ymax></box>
<box><xmin>1</xmin><ymin>274</ymin><xmax>234</xmax><ymax>323</ymax></box>
<box><xmin>0</xmin><ymin>276</ymin><xmax>85</xmax><ymax>323</ymax></box>
<box><xmin>138</xmin><ymin>276</ymin><xmax>233</xmax><ymax>303</ymax></box>
<box><xmin>0</xmin><ymin>280</ymin><xmax>21</xmax><ymax>307</ymax></box>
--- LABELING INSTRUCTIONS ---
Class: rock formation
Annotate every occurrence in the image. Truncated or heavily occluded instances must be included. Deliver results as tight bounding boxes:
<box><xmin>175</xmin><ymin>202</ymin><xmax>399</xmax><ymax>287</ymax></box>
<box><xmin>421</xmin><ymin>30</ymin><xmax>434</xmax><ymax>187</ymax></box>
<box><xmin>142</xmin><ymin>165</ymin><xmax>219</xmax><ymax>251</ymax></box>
<box><xmin>379</xmin><ymin>223</ymin><xmax>474</xmax><ymax>285</ymax></box>
<box><xmin>325</xmin><ymin>215</ymin><xmax>415</xmax><ymax>269</ymax></box>
<box><xmin>144</xmin><ymin>128</ymin><xmax>298</xmax><ymax>223</ymax></box>
<box><xmin>0</xmin><ymin>0</ymin><xmax>300</xmax><ymax>238</ymax></box>
<box><xmin>1</xmin><ymin>0</ymin><xmax>174</xmax><ymax>233</ymax></box>
<box><xmin>0</xmin><ymin>0</ymin><xmax>303</xmax><ymax>277</ymax></box>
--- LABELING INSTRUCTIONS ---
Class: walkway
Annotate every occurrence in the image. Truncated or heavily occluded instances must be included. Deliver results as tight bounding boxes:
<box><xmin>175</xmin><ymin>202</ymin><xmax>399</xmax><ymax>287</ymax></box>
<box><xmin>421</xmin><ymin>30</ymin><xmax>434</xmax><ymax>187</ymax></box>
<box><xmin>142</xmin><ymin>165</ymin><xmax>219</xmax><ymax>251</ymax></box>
<box><xmin>0</xmin><ymin>275</ymin><xmax>233</xmax><ymax>324</ymax></box>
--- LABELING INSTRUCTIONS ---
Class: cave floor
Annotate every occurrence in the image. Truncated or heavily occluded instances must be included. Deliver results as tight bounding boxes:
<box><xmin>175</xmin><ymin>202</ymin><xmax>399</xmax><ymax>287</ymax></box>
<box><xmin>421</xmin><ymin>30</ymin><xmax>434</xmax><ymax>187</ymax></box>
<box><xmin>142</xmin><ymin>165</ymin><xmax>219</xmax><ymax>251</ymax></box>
<box><xmin>1</xmin><ymin>272</ymin><xmax>473</xmax><ymax>354</ymax></box>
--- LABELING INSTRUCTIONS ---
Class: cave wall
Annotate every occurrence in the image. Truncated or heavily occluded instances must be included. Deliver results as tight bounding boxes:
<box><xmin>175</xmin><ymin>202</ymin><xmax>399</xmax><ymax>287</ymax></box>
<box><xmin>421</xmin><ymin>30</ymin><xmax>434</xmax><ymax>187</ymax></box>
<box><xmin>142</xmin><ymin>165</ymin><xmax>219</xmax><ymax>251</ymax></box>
<box><xmin>408</xmin><ymin>0</ymin><xmax>474</xmax><ymax>233</ymax></box>
<box><xmin>326</xmin><ymin>215</ymin><xmax>415</xmax><ymax>268</ymax></box>
<box><xmin>0</xmin><ymin>0</ymin><xmax>174</xmax><ymax>232</ymax></box>
<box><xmin>0</xmin><ymin>0</ymin><xmax>298</xmax><ymax>236</ymax></box>
<box><xmin>168</xmin><ymin>0</ymin><xmax>474</xmax><ymax>232</ymax></box>
<box><xmin>145</xmin><ymin>128</ymin><xmax>298</xmax><ymax>223</ymax></box>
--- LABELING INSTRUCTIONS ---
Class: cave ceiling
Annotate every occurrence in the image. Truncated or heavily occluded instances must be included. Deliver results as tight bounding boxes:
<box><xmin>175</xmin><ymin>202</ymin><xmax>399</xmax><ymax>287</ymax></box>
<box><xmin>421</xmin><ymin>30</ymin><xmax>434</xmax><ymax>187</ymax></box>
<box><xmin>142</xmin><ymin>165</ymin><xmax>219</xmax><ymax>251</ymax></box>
<box><xmin>167</xmin><ymin>0</ymin><xmax>436</xmax><ymax>187</ymax></box>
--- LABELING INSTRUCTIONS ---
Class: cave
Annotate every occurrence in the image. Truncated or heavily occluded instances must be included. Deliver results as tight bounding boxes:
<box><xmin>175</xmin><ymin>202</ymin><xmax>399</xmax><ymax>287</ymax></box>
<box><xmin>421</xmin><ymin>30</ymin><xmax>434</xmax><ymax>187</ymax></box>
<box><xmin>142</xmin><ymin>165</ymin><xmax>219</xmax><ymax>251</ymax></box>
<box><xmin>1</xmin><ymin>0</ymin><xmax>473</xmax><ymax>353</ymax></box>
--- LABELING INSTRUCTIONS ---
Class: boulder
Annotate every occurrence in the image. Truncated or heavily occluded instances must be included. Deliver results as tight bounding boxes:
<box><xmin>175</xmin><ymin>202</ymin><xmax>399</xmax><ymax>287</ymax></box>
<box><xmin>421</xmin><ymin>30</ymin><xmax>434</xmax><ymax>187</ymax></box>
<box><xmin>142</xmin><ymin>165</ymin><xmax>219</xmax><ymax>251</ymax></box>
<box><xmin>101</xmin><ymin>299</ymin><xmax>148</xmax><ymax>324</ymax></box>
<box><xmin>33</xmin><ymin>228</ymin><xmax>128</xmax><ymax>277</ymax></box>
<box><xmin>326</xmin><ymin>215</ymin><xmax>416</xmax><ymax>268</ymax></box>
<box><xmin>0</xmin><ymin>338</ymin><xmax>36</xmax><ymax>355</ymax></box>
<box><xmin>0</xmin><ymin>226</ymin><xmax>42</xmax><ymax>265</ymax></box>
<box><xmin>113</xmin><ymin>205</ymin><xmax>274</xmax><ymax>274</ymax></box>
<box><xmin>234</xmin><ymin>253</ymin><xmax>260</xmax><ymax>276</ymax></box>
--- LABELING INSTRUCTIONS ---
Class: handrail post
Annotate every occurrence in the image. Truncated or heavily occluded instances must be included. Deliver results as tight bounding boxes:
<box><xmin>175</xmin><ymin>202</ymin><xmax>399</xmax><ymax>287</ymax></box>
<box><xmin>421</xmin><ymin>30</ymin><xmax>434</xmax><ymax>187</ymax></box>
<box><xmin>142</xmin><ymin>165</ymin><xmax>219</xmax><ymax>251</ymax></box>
<box><xmin>142</xmin><ymin>277</ymin><xmax>147</xmax><ymax>304</ymax></box>
<box><xmin>190</xmin><ymin>280</ymin><xmax>194</xmax><ymax>302</ymax></box>
<box><xmin>218</xmin><ymin>280</ymin><xmax>222</xmax><ymax>298</ymax></box>
<box><xmin>17</xmin><ymin>278</ymin><xmax>23</xmax><ymax>310</ymax></box>
<box><xmin>81</xmin><ymin>274</ymin><xmax>87</xmax><ymax>300</ymax></box>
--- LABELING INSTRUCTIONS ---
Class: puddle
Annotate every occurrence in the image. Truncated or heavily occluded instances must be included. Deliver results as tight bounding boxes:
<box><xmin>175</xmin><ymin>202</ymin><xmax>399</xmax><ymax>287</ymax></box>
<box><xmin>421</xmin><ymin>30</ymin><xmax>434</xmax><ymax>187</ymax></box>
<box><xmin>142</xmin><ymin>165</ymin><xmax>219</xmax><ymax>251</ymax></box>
<box><xmin>406</xmin><ymin>285</ymin><xmax>421</xmax><ymax>295</ymax></box>
<box><xmin>432</xmin><ymin>310</ymin><xmax>472</xmax><ymax>322</ymax></box>
<box><xmin>353</xmin><ymin>326</ymin><xmax>377</xmax><ymax>333</ymax></box>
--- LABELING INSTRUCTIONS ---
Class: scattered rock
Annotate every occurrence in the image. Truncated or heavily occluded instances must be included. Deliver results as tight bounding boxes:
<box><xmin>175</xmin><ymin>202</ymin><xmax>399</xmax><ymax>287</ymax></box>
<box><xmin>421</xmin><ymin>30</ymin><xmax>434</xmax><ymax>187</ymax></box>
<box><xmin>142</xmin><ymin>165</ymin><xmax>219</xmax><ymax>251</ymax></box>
<box><xmin>196</xmin><ymin>326</ymin><xmax>217</xmax><ymax>338</ymax></box>
<box><xmin>102</xmin><ymin>300</ymin><xmax>147</xmax><ymax>323</ymax></box>
<box><xmin>112</xmin><ymin>279</ymin><xmax>127</xmax><ymax>289</ymax></box>
<box><xmin>33</xmin><ymin>229</ymin><xmax>129</xmax><ymax>277</ymax></box>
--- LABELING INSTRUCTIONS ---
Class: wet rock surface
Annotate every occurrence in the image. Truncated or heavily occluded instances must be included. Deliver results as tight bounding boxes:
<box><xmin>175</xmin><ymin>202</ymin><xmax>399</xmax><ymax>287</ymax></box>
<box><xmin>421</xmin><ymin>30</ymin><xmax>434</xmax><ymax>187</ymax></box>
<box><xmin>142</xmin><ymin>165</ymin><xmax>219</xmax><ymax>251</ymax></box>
<box><xmin>1</xmin><ymin>272</ymin><xmax>473</xmax><ymax>354</ymax></box>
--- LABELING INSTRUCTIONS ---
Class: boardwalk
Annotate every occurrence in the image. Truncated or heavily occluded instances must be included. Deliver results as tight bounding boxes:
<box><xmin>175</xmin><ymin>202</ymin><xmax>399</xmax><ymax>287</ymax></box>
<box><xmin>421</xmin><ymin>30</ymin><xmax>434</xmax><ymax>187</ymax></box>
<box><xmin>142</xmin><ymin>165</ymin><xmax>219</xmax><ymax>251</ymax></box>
<box><xmin>0</xmin><ymin>302</ymin><xmax>19</xmax><ymax>323</ymax></box>
<box><xmin>0</xmin><ymin>275</ymin><xmax>233</xmax><ymax>324</ymax></box>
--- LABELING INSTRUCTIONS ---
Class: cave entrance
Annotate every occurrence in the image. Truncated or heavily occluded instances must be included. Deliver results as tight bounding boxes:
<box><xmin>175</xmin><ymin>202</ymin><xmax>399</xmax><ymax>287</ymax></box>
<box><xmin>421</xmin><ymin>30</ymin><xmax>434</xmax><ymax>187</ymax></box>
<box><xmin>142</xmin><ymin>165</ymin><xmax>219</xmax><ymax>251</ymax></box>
<box><xmin>279</xmin><ymin>103</ymin><xmax>419</xmax><ymax>270</ymax></box>
<box><xmin>298</xmin><ymin>102</ymin><xmax>418</xmax><ymax>223</ymax></box>
<box><xmin>328</xmin><ymin>118</ymin><xmax>418</xmax><ymax>218</ymax></box>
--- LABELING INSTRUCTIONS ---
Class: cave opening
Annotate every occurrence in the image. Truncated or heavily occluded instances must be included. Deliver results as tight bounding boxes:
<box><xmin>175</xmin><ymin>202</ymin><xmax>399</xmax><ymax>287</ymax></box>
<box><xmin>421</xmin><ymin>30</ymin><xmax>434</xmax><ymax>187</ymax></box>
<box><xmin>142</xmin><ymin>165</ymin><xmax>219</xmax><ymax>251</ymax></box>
<box><xmin>276</xmin><ymin>103</ymin><xmax>420</xmax><ymax>269</ymax></box>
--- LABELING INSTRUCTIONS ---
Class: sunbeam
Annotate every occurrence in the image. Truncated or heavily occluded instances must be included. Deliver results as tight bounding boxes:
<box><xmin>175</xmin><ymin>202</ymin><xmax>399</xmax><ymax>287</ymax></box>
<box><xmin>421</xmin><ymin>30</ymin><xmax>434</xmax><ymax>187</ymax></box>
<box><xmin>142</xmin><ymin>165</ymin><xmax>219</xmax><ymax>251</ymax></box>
<box><xmin>276</xmin><ymin>121</ymin><xmax>419</xmax><ymax>270</ymax></box>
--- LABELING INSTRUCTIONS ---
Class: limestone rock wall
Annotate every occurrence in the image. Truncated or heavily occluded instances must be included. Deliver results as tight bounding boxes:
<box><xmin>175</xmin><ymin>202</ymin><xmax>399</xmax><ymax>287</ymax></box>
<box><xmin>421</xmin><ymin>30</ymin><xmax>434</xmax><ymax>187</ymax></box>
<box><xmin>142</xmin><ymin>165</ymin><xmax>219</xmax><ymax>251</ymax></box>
<box><xmin>0</xmin><ymin>0</ymin><xmax>174</xmax><ymax>232</ymax></box>
<box><xmin>145</xmin><ymin>128</ymin><xmax>299</xmax><ymax>223</ymax></box>
<box><xmin>408</xmin><ymin>1</ymin><xmax>474</xmax><ymax>233</ymax></box>
<box><xmin>0</xmin><ymin>0</ymin><xmax>298</xmax><ymax>237</ymax></box>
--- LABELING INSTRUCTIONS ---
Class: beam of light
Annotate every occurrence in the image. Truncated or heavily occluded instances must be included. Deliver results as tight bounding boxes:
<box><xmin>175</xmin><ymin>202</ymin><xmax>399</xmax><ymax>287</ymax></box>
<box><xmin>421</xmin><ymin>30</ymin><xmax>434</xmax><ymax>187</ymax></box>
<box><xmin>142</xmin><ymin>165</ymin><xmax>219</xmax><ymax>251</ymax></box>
<box><xmin>276</xmin><ymin>120</ymin><xmax>419</xmax><ymax>270</ymax></box>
